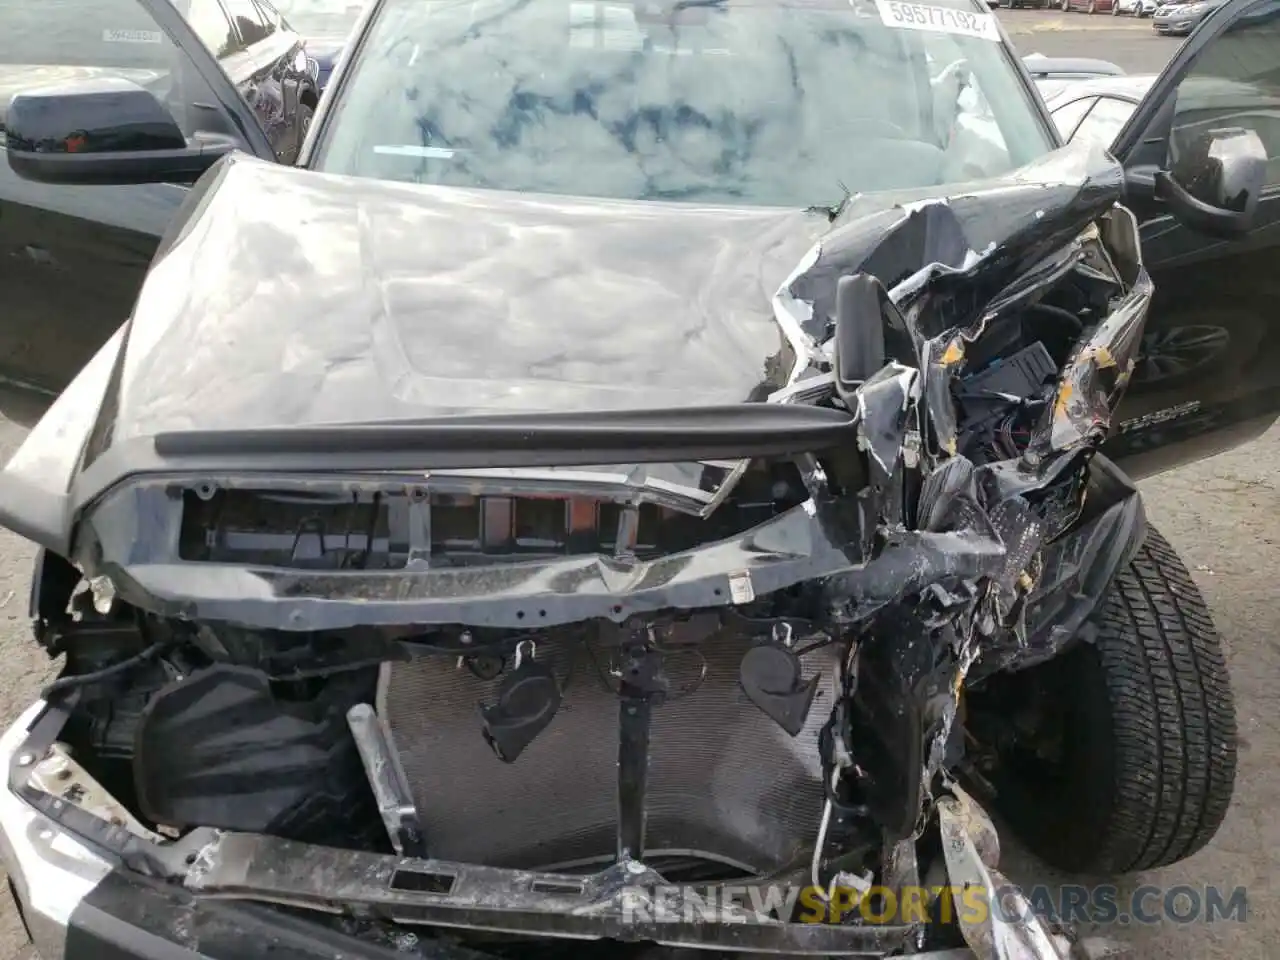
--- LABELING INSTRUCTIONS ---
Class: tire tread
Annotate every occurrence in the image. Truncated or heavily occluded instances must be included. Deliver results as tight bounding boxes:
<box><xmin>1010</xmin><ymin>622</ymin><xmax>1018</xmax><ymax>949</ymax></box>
<box><xmin>1089</xmin><ymin>528</ymin><xmax>1237</xmax><ymax>872</ymax></box>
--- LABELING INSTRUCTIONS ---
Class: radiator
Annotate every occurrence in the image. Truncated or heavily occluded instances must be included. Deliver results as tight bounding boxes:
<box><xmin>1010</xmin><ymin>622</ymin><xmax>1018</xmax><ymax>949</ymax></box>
<box><xmin>379</xmin><ymin>634</ymin><xmax>839</xmax><ymax>875</ymax></box>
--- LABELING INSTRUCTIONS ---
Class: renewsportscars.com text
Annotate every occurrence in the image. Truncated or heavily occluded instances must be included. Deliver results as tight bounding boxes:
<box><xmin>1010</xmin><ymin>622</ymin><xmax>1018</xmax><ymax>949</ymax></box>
<box><xmin>618</xmin><ymin>884</ymin><xmax>1248</xmax><ymax>926</ymax></box>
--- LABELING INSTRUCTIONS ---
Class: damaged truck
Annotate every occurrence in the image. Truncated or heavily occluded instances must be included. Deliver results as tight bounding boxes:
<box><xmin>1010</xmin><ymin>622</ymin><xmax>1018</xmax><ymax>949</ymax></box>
<box><xmin>1</xmin><ymin>0</ymin><xmax>1278</xmax><ymax>957</ymax></box>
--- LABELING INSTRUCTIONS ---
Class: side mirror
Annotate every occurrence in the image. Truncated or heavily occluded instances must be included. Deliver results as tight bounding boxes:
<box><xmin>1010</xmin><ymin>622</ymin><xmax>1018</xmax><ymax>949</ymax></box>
<box><xmin>5</xmin><ymin>77</ymin><xmax>232</xmax><ymax>186</ymax></box>
<box><xmin>833</xmin><ymin>274</ymin><xmax>889</xmax><ymax>407</ymax></box>
<box><xmin>1154</xmin><ymin>126</ymin><xmax>1266</xmax><ymax>240</ymax></box>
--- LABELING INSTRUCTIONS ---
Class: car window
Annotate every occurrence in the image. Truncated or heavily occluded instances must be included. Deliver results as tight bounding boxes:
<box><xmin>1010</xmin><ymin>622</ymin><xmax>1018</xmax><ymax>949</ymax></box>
<box><xmin>1049</xmin><ymin>96</ymin><xmax>1097</xmax><ymax>139</ymax></box>
<box><xmin>1167</xmin><ymin>10</ymin><xmax>1280</xmax><ymax>184</ymax></box>
<box><xmin>224</xmin><ymin>0</ymin><xmax>275</xmax><ymax>44</ymax></box>
<box><xmin>1</xmin><ymin>0</ymin><xmax>178</xmax><ymax>72</ymax></box>
<box><xmin>256</xmin><ymin>0</ymin><xmax>283</xmax><ymax>31</ymax></box>
<box><xmin>0</xmin><ymin>0</ymin><xmax>234</xmax><ymax>139</ymax></box>
<box><xmin>1070</xmin><ymin>96</ymin><xmax>1136</xmax><ymax>147</ymax></box>
<box><xmin>310</xmin><ymin>0</ymin><xmax>1057</xmax><ymax>209</ymax></box>
<box><xmin>177</xmin><ymin>0</ymin><xmax>241</xmax><ymax>58</ymax></box>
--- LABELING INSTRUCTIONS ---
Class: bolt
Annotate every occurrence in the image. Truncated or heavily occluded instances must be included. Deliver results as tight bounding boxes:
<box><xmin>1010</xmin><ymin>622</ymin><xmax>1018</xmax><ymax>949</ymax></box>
<box><xmin>625</xmin><ymin>860</ymin><xmax>646</xmax><ymax>875</ymax></box>
<box><xmin>16</xmin><ymin>753</ymin><xmax>33</xmax><ymax>767</ymax></box>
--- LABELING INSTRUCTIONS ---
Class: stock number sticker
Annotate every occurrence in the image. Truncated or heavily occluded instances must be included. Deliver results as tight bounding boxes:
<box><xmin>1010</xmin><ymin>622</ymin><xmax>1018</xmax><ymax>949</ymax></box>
<box><xmin>103</xmin><ymin>28</ymin><xmax>164</xmax><ymax>43</ymax></box>
<box><xmin>874</xmin><ymin>0</ymin><xmax>1001</xmax><ymax>40</ymax></box>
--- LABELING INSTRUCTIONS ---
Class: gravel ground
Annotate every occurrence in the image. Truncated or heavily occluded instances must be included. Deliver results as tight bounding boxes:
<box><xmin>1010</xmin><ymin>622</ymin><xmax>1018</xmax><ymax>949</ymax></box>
<box><xmin>0</xmin><ymin>12</ymin><xmax>1274</xmax><ymax>959</ymax></box>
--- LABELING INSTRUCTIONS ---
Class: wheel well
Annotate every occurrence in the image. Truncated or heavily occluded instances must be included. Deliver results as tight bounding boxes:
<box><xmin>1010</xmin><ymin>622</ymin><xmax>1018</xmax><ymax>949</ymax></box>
<box><xmin>301</xmin><ymin>88</ymin><xmax>318</xmax><ymax>111</ymax></box>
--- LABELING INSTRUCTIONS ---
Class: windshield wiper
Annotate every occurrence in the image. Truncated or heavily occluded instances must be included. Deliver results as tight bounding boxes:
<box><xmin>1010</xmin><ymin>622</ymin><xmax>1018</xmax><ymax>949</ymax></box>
<box><xmin>805</xmin><ymin>180</ymin><xmax>853</xmax><ymax>222</ymax></box>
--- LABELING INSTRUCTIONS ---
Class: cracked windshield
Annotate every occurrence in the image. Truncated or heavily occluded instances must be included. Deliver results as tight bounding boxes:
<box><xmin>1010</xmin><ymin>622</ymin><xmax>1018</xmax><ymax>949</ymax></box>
<box><xmin>313</xmin><ymin>0</ymin><xmax>1055</xmax><ymax>207</ymax></box>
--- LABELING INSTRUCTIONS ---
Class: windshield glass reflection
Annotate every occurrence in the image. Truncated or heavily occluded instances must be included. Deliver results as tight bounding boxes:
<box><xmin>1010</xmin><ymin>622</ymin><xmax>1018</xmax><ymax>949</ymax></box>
<box><xmin>276</xmin><ymin>0</ymin><xmax>363</xmax><ymax>37</ymax></box>
<box><xmin>312</xmin><ymin>0</ymin><xmax>1054</xmax><ymax>208</ymax></box>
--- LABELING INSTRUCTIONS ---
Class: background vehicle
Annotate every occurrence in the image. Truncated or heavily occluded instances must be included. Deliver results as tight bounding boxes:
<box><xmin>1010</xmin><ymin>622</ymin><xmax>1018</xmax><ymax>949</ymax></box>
<box><xmin>1045</xmin><ymin>73</ymin><xmax>1156</xmax><ymax>141</ymax></box>
<box><xmin>1021</xmin><ymin>53</ymin><xmax>1127</xmax><ymax>81</ymax></box>
<box><xmin>1114</xmin><ymin>0</ymin><xmax>1158</xmax><ymax>14</ymax></box>
<box><xmin>0</xmin><ymin>0</ymin><xmax>1278</xmax><ymax>954</ymax></box>
<box><xmin>275</xmin><ymin>0</ymin><xmax>365</xmax><ymax>90</ymax></box>
<box><xmin>1021</xmin><ymin>53</ymin><xmax>1126</xmax><ymax>99</ymax></box>
<box><xmin>0</xmin><ymin>0</ymin><xmax>317</xmax><ymax>398</ymax></box>
<box><xmin>1154</xmin><ymin>0</ymin><xmax>1228</xmax><ymax>32</ymax></box>
<box><xmin>170</xmin><ymin>0</ymin><xmax>320</xmax><ymax>143</ymax></box>
<box><xmin>1060</xmin><ymin>0</ymin><xmax>1116</xmax><ymax>13</ymax></box>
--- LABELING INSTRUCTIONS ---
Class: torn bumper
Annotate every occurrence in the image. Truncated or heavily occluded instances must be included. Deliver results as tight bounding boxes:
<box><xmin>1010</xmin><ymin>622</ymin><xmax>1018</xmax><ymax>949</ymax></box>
<box><xmin>0</xmin><ymin>703</ymin><xmax>111</xmax><ymax>960</ymax></box>
<box><xmin>1</xmin><ymin>702</ymin><xmax>1085</xmax><ymax>960</ymax></box>
<box><xmin>0</xmin><ymin>703</ymin><xmax>476</xmax><ymax>960</ymax></box>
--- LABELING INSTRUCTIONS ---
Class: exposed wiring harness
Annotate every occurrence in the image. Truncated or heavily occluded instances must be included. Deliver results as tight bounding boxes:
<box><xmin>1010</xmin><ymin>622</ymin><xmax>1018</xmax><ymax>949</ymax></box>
<box><xmin>41</xmin><ymin>640</ymin><xmax>172</xmax><ymax>700</ymax></box>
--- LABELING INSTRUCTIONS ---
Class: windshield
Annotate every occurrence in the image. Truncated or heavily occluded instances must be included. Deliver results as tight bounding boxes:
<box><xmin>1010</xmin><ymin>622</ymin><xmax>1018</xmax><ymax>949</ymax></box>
<box><xmin>276</xmin><ymin>0</ymin><xmax>363</xmax><ymax>37</ymax></box>
<box><xmin>311</xmin><ymin>0</ymin><xmax>1055</xmax><ymax>207</ymax></box>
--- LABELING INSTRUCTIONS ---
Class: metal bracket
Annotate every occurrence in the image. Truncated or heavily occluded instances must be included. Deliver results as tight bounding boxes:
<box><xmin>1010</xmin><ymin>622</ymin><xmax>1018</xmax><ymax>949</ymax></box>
<box><xmin>347</xmin><ymin>703</ymin><xmax>427</xmax><ymax>857</ymax></box>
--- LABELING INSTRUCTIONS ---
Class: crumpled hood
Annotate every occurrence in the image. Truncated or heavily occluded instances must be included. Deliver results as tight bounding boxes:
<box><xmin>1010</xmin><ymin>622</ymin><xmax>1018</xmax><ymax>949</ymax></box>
<box><xmin>96</xmin><ymin>140</ymin><xmax>1121</xmax><ymax>449</ymax></box>
<box><xmin>94</xmin><ymin>158</ymin><xmax>828</xmax><ymax>447</ymax></box>
<box><xmin>0</xmin><ymin>137</ymin><xmax>1138</xmax><ymax>573</ymax></box>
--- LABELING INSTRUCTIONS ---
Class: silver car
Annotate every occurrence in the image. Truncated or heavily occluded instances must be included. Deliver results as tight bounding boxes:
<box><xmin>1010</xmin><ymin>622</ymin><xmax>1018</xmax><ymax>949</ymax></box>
<box><xmin>1153</xmin><ymin>0</ymin><xmax>1224</xmax><ymax>34</ymax></box>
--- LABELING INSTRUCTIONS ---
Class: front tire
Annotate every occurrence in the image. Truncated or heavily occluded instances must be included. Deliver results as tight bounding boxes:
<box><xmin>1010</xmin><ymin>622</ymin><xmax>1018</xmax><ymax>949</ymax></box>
<box><xmin>296</xmin><ymin>102</ymin><xmax>315</xmax><ymax>159</ymax></box>
<box><xmin>977</xmin><ymin>528</ymin><xmax>1238</xmax><ymax>874</ymax></box>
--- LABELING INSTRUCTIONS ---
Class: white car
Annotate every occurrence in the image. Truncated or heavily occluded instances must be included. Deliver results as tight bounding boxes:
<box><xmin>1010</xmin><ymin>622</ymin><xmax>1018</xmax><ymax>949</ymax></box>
<box><xmin>1113</xmin><ymin>0</ymin><xmax>1158</xmax><ymax>14</ymax></box>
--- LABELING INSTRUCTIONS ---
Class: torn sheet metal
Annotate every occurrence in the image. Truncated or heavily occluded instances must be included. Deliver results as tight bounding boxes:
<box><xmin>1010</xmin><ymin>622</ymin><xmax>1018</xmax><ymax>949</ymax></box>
<box><xmin>973</xmin><ymin>454</ymin><xmax>1147</xmax><ymax>677</ymax></box>
<box><xmin>936</xmin><ymin>785</ymin><xmax>1134</xmax><ymax>960</ymax></box>
<box><xmin>937</xmin><ymin>786</ymin><xmax>1071</xmax><ymax>960</ymax></box>
<box><xmin>773</xmin><ymin>138</ymin><xmax>1153</xmax><ymax>860</ymax></box>
<box><xmin>775</xmin><ymin>137</ymin><xmax>1151</xmax><ymax>641</ymax></box>
<box><xmin>178</xmin><ymin>830</ymin><xmax>918</xmax><ymax>956</ymax></box>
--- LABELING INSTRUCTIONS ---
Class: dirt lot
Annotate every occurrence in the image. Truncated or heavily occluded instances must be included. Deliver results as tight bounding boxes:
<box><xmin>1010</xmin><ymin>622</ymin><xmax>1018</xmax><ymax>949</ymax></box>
<box><xmin>0</xmin><ymin>10</ymin><xmax>1274</xmax><ymax>960</ymax></box>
